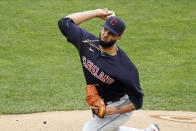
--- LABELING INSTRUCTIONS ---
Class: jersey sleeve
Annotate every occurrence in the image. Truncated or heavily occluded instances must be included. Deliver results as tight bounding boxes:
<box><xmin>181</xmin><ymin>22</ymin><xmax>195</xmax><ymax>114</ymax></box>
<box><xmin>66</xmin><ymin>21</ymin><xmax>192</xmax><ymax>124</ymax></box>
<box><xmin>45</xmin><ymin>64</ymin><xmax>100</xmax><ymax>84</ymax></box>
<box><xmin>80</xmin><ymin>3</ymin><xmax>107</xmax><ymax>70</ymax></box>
<box><xmin>126</xmin><ymin>70</ymin><xmax>143</xmax><ymax>110</ymax></box>
<box><xmin>58</xmin><ymin>17</ymin><xmax>85</xmax><ymax>50</ymax></box>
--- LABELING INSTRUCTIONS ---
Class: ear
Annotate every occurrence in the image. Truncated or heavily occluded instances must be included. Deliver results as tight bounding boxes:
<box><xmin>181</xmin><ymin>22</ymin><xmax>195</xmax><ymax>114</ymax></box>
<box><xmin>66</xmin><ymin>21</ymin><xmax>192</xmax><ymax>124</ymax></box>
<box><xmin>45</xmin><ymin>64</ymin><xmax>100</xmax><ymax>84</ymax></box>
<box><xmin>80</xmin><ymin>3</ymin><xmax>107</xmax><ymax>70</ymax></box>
<box><xmin>117</xmin><ymin>36</ymin><xmax>122</xmax><ymax>42</ymax></box>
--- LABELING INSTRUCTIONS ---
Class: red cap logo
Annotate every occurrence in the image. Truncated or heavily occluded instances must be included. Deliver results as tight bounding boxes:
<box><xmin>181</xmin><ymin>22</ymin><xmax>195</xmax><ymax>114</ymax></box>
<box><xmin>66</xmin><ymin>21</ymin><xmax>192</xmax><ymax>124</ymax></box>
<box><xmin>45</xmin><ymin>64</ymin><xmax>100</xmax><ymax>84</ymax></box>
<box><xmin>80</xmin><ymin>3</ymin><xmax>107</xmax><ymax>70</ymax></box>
<box><xmin>110</xmin><ymin>19</ymin><xmax>117</xmax><ymax>26</ymax></box>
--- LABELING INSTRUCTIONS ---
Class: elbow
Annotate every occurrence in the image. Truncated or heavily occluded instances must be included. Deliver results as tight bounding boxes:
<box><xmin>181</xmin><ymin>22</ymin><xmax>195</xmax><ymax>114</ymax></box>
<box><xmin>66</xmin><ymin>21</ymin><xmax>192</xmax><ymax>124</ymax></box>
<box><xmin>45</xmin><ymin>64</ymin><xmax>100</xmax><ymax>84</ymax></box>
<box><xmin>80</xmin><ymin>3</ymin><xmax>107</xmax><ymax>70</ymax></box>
<box><xmin>57</xmin><ymin>18</ymin><xmax>70</xmax><ymax>37</ymax></box>
<box><xmin>58</xmin><ymin>18</ymin><xmax>64</xmax><ymax>27</ymax></box>
<box><xmin>135</xmin><ymin>100</ymin><xmax>143</xmax><ymax>110</ymax></box>
<box><xmin>136</xmin><ymin>103</ymin><xmax>143</xmax><ymax>110</ymax></box>
<box><xmin>131</xmin><ymin>97</ymin><xmax>143</xmax><ymax>110</ymax></box>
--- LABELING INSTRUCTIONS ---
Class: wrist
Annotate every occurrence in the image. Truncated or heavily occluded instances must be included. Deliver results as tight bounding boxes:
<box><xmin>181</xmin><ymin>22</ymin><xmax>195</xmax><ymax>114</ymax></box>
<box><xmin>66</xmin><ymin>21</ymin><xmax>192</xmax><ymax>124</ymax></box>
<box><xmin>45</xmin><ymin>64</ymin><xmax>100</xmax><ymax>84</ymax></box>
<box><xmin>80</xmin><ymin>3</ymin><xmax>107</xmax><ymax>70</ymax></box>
<box><xmin>94</xmin><ymin>9</ymin><xmax>102</xmax><ymax>17</ymax></box>
<box><xmin>105</xmin><ymin>107</ymin><xmax>115</xmax><ymax>116</ymax></box>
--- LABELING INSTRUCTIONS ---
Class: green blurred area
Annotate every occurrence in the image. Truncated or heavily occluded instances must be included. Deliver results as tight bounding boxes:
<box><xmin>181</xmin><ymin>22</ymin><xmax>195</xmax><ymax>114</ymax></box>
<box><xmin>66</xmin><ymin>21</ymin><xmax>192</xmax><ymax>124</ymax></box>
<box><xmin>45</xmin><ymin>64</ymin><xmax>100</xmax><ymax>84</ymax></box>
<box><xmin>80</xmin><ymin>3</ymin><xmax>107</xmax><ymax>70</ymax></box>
<box><xmin>0</xmin><ymin>0</ymin><xmax>195</xmax><ymax>114</ymax></box>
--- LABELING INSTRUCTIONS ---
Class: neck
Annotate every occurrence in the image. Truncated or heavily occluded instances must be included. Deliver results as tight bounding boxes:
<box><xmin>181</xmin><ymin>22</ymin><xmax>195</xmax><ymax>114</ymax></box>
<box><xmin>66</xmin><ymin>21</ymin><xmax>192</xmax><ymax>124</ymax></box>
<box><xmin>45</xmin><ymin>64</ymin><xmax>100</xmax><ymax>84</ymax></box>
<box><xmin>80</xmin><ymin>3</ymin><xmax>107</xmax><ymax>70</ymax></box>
<box><xmin>99</xmin><ymin>44</ymin><xmax>117</xmax><ymax>56</ymax></box>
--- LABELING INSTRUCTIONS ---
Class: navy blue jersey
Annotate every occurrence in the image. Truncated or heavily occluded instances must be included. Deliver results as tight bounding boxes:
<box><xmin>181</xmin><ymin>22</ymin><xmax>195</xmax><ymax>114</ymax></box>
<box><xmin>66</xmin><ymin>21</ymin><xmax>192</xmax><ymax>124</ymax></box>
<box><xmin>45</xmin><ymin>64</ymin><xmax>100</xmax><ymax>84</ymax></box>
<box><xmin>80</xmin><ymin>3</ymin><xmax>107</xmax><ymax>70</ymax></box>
<box><xmin>58</xmin><ymin>18</ymin><xmax>144</xmax><ymax>109</ymax></box>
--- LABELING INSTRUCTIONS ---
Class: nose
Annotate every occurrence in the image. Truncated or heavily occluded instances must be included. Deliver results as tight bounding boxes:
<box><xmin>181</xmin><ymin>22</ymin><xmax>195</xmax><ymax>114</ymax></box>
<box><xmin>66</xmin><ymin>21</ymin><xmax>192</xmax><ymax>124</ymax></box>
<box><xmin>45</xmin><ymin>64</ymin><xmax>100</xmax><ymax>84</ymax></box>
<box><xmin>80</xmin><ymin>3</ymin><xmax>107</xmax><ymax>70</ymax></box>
<box><xmin>103</xmin><ymin>30</ymin><xmax>109</xmax><ymax>37</ymax></box>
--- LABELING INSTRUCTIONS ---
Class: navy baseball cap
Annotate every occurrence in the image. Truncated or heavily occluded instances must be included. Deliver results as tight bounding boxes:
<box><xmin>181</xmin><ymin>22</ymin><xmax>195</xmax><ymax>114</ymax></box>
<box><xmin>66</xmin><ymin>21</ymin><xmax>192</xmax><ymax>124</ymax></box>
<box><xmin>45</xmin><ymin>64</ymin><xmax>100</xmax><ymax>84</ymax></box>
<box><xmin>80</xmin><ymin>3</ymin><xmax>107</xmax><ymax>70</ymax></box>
<box><xmin>101</xmin><ymin>16</ymin><xmax>126</xmax><ymax>36</ymax></box>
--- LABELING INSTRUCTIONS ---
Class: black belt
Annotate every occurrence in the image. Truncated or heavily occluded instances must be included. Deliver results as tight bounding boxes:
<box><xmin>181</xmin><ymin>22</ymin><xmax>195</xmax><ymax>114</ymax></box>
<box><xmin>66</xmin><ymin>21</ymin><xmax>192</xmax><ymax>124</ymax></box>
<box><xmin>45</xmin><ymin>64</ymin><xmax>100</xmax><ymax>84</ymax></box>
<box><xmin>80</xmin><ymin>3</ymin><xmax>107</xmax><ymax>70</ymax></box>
<box><xmin>105</xmin><ymin>98</ymin><xmax>121</xmax><ymax>105</ymax></box>
<box><xmin>111</xmin><ymin>98</ymin><xmax>120</xmax><ymax>102</ymax></box>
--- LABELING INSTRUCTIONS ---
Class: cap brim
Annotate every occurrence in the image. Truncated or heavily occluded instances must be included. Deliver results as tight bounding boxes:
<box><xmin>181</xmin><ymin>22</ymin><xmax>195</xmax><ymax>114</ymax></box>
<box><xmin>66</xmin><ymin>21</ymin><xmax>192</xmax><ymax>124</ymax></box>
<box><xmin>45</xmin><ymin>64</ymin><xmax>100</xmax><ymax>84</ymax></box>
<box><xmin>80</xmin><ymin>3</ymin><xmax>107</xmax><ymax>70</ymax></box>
<box><xmin>101</xmin><ymin>24</ymin><xmax>119</xmax><ymax>36</ymax></box>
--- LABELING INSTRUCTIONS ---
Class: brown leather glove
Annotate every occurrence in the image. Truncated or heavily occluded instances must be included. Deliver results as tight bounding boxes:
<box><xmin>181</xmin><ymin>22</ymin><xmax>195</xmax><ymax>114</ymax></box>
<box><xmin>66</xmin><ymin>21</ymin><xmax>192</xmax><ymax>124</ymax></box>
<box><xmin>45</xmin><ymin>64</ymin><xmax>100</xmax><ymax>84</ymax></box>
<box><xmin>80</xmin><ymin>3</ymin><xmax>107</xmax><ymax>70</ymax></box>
<box><xmin>85</xmin><ymin>84</ymin><xmax>106</xmax><ymax>118</ymax></box>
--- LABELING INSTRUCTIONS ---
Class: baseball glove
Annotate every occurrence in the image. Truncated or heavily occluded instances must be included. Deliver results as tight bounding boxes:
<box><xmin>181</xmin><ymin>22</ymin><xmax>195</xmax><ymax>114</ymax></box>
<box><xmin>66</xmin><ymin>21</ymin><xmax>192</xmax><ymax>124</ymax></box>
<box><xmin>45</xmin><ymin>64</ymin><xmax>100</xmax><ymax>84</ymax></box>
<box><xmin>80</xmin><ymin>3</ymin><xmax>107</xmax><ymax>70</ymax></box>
<box><xmin>85</xmin><ymin>84</ymin><xmax>106</xmax><ymax>118</ymax></box>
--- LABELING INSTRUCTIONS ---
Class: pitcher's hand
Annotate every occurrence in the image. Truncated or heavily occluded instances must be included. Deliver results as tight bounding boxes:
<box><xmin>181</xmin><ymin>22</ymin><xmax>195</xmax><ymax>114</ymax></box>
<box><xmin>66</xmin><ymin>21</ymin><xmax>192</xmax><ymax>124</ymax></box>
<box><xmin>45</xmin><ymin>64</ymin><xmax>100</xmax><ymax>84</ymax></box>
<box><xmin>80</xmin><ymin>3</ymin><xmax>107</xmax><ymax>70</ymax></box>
<box><xmin>95</xmin><ymin>9</ymin><xmax>113</xmax><ymax>20</ymax></box>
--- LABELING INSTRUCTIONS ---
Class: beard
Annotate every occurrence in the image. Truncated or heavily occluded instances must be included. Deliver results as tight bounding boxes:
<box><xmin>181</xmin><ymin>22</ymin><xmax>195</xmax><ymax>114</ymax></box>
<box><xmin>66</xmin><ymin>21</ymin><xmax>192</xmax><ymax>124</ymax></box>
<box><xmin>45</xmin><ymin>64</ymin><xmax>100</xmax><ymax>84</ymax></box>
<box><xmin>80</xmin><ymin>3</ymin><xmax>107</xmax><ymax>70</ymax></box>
<box><xmin>99</xmin><ymin>34</ymin><xmax>117</xmax><ymax>48</ymax></box>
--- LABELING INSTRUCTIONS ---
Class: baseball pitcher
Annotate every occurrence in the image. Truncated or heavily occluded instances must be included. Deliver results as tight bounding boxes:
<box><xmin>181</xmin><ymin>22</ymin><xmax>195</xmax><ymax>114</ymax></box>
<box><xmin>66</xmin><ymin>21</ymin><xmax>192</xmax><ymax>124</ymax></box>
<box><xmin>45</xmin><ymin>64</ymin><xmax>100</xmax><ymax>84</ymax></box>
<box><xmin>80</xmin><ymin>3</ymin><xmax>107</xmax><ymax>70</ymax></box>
<box><xmin>58</xmin><ymin>9</ymin><xmax>160</xmax><ymax>131</ymax></box>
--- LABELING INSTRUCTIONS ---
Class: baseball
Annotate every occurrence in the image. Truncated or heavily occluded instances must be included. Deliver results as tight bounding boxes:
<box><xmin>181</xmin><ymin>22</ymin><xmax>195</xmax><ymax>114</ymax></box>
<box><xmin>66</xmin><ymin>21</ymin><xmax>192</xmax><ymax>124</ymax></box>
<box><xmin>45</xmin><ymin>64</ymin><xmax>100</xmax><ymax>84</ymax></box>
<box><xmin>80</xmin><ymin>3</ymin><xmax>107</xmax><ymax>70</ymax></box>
<box><xmin>107</xmin><ymin>11</ymin><xmax>115</xmax><ymax>18</ymax></box>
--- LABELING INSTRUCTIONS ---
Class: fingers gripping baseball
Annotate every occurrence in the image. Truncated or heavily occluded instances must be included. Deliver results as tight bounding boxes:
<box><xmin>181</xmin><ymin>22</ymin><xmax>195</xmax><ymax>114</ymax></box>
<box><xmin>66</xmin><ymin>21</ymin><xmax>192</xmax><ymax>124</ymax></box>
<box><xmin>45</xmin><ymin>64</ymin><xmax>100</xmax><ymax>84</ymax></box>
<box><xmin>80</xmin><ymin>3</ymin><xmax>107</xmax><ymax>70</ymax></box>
<box><xmin>85</xmin><ymin>85</ymin><xmax>106</xmax><ymax>118</ymax></box>
<box><xmin>96</xmin><ymin>9</ymin><xmax>114</xmax><ymax>20</ymax></box>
